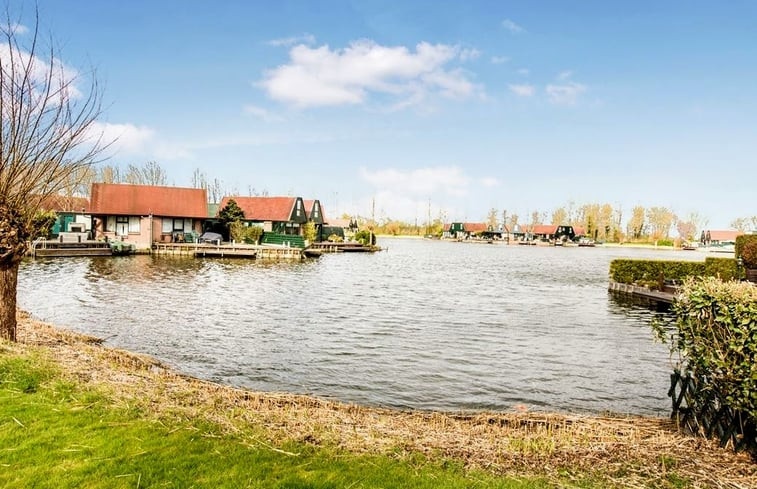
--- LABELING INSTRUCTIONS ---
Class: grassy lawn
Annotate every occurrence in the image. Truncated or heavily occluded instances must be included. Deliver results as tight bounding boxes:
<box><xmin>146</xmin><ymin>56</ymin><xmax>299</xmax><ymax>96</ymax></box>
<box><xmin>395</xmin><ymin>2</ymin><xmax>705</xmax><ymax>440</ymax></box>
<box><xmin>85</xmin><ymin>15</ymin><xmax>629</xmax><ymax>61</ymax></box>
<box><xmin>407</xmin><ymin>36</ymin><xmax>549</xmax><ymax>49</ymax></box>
<box><xmin>0</xmin><ymin>353</ymin><xmax>556</xmax><ymax>489</ymax></box>
<box><xmin>2</xmin><ymin>316</ymin><xmax>754</xmax><ymax>489</ymax></box>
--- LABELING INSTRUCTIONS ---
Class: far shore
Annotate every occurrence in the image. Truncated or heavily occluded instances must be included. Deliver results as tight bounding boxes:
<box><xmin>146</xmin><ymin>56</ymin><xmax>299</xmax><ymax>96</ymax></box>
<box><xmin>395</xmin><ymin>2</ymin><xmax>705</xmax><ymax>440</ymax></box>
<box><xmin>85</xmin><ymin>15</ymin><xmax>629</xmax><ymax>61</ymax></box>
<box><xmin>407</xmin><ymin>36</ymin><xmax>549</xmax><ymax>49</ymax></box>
<box><xmin>4</xmin><ymin>310</ymin><xmax>755</xmax><ymax>488</ymax></box>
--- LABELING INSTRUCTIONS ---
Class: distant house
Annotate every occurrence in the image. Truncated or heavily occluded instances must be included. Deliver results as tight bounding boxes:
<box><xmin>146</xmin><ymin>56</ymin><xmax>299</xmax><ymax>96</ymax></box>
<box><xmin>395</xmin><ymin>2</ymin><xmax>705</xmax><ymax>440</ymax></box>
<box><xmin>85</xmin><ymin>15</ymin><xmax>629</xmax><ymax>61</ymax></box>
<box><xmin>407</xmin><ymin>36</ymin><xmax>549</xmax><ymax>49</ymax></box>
<box><xmin>529</xmin><ymin>225</ymin><xmax>581</xmax><ymax>242</ymax></box>
<box><xmin>89</xmin><ymin>183</ymin><xmax>208</xmax><ymax>248</ymax></box>
<box><xmin>218</xmin><ymin>196</ymin><xmax>308</xmax><ymax>235</ymax></box>
<box><xmin>322</xmin><ymin>217</ymin><xmax>356</xmax><ymax>241</ymax></box>
<box><xmin>705</xmin><ymin>230</ymin><xmax>742</xmax><ymax>245</ymax></box>
<box><xmin>39</xmin><ymin>194</ymin><xmax>91</xmax><ymax>237</ymax></box>
<box><xmin>444</xmin><ymin>222</ymin><xmax>488</xmax><ymax>239</ymax></box>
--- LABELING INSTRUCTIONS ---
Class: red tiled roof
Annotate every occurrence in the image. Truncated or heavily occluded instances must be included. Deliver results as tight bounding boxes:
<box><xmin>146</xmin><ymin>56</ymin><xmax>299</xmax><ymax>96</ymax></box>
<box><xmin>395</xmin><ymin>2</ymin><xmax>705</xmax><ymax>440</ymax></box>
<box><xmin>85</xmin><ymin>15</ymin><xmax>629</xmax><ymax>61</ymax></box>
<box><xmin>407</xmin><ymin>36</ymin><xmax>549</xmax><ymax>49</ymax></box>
<box><xmin>303</xmin><ymin>199</ymin><xmax>328</xmax><ymax>221</ymax></box>
<box><xmin>327</xmin><ymin>218</ymin><xmax>350</xmax><ymax>228</ymax></box>
<box><xmin>531</xmin><ymin>225</ymin><xmax>558</xmax><ymax>235</ymax></box>
<box><xmin>39</xmin><ymin>195</ymin><xmax>90</xmax><ymax>213</ymax></box>
<box><xmin>708</xmin><ymin>230</ymin><xmax>742</xmax><ymax>242</ymax></box>
<box><xmin>219</xmin><ymin>196</ymin><xmax>296</xmax><ymax>222</ymax></box>
<box><xmin>464</xmin><ymin>222</ymin><xmax>488</xmax><ymax>233</ymax></box>
<box><xmin>572</xmin><ymin>226</ymin><xmax>586</xmax><ymax>236</ymax></box>
<box><xmin>90</xmin><ymin>183</ymin><xmax>208</xmax><ymax>218</ymax></box>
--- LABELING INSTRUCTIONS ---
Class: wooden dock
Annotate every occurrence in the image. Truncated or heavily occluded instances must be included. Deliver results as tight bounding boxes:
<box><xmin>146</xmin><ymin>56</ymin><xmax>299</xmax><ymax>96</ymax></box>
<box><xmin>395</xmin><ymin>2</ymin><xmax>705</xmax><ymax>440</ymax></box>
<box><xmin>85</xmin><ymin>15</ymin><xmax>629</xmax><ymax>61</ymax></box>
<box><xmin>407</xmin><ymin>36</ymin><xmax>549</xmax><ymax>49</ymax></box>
<box><xmin>309</xmin><ymin>242</ymin><xmax>380</xmax><ymax>253</ymax></box>
<box><xmin>31</xmin><ymin>240</ymin><xmax>113</xmax><ymax>258</ymax></box>
<box><xmin>608</xmin><ymin>281</ymin><xmax>676</xmax><ymax>303</ymax></box>
<box><xmin>152</xmin><ymin>242</ymin><xmax>304</xmax><ymax>260</ymax></box>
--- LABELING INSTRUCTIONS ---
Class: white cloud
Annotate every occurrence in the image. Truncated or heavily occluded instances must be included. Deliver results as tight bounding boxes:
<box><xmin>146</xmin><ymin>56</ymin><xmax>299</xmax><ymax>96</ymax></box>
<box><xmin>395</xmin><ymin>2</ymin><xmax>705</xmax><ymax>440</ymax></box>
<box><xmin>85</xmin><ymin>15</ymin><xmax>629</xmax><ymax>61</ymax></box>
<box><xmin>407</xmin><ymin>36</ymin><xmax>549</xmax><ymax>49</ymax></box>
<box><xmin>556</xmin><ymin>70</ymin><xmax>573</xmax><ymax>81</ymax></box>
<box><xmin>481</xmin><ymin>177</ymin><xmax>500</xmax><ymax>187</ymax></box>
<box><xmin>490</xmin><ymin>55</ymin><xmax>509</xmax><ymax>65</ymax></box>
<box><xmin>8</xmin><ymin>23</ymin><xmax>28</xmax><ymax>35</ymax></box>
<box><xmin>508</xmin><ymin>84</ymin><xmax>535</xmax><ymax>97</ymax></box>
<box><xmin>459</xmin><ymin>48</ymin><xmax>480</xmax><ymax>62</ymax></box>
<box><xmin>546</xmin><ymin>82</ymin><xmax>586</xmax><ymax>105</ymax></box>
<box><xmin>517</xmin><ymin>68</ymin><xmax>529</xmax><ymax>76</ymax></box>
<box><xmin>259</xmin><ymin>40</ymin><xmax>480</xmax><ymax>108</ymax></box>
<box><xmin>87</xmin><ymin>122</ymin><xmax>155</xmax><ymax>154</ymax></box>
<box><xmin>502</xmin><ymin>19</ymin><xmax>525</xmax><ymax>34</ymax></box>
<box><xmin>266</xmin><ymin>33</ymin><xmax>316</xmax><ymax>47</ymax></box>
<box><xmin>243</xmin><ymin>104</ymin><xmax>283</xmax><ymax>122</ymax></box>
<box><xmin>0</xmin><ymin>42</ymin><xmax>81</xmax><ymax>102</ymax></box>
<box><xmin>360</xmin><ymin>166</ymin><xmax>471</xmax><ymax>198</ymax></box>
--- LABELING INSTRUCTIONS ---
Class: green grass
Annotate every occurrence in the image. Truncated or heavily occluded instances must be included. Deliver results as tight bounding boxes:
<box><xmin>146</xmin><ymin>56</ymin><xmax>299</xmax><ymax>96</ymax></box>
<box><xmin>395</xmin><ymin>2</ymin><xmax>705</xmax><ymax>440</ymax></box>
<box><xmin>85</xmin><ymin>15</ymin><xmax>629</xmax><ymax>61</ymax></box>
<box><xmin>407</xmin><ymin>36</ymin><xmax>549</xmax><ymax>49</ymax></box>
<box><xmin>0</xmin><ymin>352</ymin><xmax>562</xmax><ymax>489</ymax></box>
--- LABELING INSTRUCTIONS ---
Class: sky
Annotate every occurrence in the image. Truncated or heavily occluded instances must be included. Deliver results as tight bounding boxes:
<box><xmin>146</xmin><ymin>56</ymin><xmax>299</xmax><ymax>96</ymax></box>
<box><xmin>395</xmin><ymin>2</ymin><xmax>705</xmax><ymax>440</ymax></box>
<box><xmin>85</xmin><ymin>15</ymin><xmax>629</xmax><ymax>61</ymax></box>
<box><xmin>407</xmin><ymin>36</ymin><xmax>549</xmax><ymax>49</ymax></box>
<box><xmin>11</xmin><ymin>1</ymin><xmax>757</xmax><ymax>228</ymax></box>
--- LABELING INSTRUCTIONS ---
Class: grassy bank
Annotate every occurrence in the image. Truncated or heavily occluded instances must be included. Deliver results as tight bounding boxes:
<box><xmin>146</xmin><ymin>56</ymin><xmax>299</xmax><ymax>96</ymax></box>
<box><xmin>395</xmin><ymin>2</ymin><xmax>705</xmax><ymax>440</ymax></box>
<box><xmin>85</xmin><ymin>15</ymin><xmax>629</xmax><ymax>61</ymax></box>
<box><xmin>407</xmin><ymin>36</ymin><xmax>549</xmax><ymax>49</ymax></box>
<box><xmin>1</xmin><ymin>313</ymin><xmax>754</xmax><ymax>488</ymax></box>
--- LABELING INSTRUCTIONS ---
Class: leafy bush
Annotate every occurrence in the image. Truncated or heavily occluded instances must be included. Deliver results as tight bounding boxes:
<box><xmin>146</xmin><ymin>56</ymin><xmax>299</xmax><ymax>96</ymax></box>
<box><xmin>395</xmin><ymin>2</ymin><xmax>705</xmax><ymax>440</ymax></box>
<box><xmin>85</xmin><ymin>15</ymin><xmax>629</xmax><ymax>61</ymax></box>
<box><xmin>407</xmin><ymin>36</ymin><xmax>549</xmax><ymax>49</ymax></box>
<box><xmin>736</xmin><ymin>235</ymin><xmax>757</xmax><ymax>268</ymax></box>
<box><xmin>302</xmin><ymin>221</ymin><xmax>316</xmax><ymax>243</ymax></box>
<box><xmin>354</xmin><ymin>230</ymin><xmax>376</xmax><ymax>246</ymax></box>
<box><xmin>704</xmin><ymin>257</ymin><xmax>743</xmax><ymax>281</ymax></box>
<box><xmin>229</xmin><ymin>222</ymin><xmax>262</xmax><ymax>244</ymax></box>
<box><xmin>610</xmin><ymin>258</ymin><xmax>743</xmax><ymax>285</ymax></box>
<box><xmin>610</xmin><ymin>259</ymin><xmax>705</xmax><ymax>285</ymax></box>
<box><xmin>32</xmin><ymin>210</ymin><xmax>57</xmax><ymax>239</ymax></box>
<box><xmin>656</xmin><ymin>238</ymin><xmax>674</xmax><ymax>247</ymax></box>
<box><xmin>670</xmin><ymin>278</ymin><xmax>757</xmax><ymax>419</ymax></box>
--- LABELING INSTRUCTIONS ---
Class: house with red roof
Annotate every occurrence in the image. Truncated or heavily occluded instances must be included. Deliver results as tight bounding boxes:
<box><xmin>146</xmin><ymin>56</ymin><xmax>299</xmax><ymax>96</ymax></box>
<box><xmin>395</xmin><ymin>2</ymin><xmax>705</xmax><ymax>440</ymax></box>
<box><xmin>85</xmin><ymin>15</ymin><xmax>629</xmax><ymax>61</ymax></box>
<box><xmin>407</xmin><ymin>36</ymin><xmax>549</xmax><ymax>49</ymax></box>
<box><xmin>443</xmin><ymin>222</ymin><xmax>489</xmax><ymax>239</ymax></box>
<box><xmin>89</xmin><ymin>183</ymin><xmax>208</xmax><ymax>248</ymax></box>
<box><xmin>526</xmin><ymin>225</ymin><xmax>584</xmax><ymax>242</ymax></box>
<box><xmin>217</xmin><ymin>196</ymin><xmax>308</xmax><ymax>236</ymax></box>
<box><xmin>39</xmin><ymin>194</ymin><xmax>92</xmax><ymax>237</ymax></box>
<box><xmin>703</xmin><ymin>230</ymin><xmax>742</xmax><ymax>245</ymax></box>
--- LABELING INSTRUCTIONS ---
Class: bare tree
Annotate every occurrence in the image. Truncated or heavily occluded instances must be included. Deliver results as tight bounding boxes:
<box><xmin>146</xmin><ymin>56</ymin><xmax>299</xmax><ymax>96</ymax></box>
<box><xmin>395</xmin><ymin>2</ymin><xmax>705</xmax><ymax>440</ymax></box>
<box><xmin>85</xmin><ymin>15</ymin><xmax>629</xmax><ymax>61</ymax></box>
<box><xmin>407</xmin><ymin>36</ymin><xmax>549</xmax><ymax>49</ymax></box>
<box><xmin>486</xmin><ymin>207</ymin><xmax>499</xmax><ymax>229</ymax></box>
<box><xmin>0</xmin><ymin>12</ymin><xmax>106</xmax><ymax>341</ymax></box>
<box><xmin>125</xmin><ymin>160</ymin><xmax>167</xmax><ymax>186</ymax></box>
<box><xmin>207</xmin><ymin>177</ymin><xmax>223</xmax><ymax>203</ymax></box>
<box><xmin>97</xmin><ymin>163</ymin><xmax>122</xmax><ymax>183</ymax></box>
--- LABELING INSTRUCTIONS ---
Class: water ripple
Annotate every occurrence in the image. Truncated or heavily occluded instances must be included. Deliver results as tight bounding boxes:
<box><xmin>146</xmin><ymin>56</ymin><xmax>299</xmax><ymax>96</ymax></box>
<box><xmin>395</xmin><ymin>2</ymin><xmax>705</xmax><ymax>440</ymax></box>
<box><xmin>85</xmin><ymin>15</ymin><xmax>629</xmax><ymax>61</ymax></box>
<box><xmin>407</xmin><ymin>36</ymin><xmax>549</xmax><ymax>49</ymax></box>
<box><xmin>17</xmin><ymin>239</ymin><xmax>694</xmax><ymax>415</ymax></box>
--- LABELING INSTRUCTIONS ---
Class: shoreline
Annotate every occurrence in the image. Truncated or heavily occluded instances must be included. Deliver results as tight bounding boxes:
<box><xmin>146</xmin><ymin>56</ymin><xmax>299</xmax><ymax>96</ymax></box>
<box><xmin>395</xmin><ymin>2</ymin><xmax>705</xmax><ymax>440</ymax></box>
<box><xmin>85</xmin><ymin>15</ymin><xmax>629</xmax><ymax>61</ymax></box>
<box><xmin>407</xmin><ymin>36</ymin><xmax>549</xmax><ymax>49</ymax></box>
<box><xmin>6</xmin><ymin>310</ymin><xmax>755</xmax><ymax>487</ymax></box>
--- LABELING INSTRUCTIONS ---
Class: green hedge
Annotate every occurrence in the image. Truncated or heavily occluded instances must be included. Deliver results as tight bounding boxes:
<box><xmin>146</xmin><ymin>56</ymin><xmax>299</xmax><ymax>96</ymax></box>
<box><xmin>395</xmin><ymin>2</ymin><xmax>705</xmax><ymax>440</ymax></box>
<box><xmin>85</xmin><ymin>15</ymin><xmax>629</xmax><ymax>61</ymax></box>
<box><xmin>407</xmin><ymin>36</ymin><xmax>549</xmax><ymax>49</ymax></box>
<box><xmin>609</xmin><ymin>257</ymin><xmax>743</xmax><ymax>286</ymax></box>
<box><xmin>735</xmin><ymin>234</ymin><xmax>757</xmax><ymax>268</ymax></box>
<box><xmin>671</xmin><ymin>278</ymin><xmax>757</xmax><ymax>420</ymax></box>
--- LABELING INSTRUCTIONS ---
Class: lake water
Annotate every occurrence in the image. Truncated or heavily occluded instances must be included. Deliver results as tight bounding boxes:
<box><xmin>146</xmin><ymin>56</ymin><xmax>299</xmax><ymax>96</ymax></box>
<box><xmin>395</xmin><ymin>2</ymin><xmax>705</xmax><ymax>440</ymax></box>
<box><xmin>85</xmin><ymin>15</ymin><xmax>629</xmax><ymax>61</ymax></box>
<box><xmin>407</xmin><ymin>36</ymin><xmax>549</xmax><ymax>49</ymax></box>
<box><xmin>17</xmin><ymin>238</ymin><xmax>698</xmax><ymax>415</ymax></box>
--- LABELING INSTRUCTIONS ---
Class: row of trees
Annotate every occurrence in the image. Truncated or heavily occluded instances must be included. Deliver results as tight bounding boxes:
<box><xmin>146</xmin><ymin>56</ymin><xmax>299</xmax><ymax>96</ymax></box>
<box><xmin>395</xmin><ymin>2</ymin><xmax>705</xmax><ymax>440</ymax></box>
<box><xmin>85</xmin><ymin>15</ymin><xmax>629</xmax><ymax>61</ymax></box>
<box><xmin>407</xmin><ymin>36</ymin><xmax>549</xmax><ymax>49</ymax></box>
<box><xmin>368</xmin><ymin>204</ymin><xmax>756</xmax><ymax>243</ymax></box>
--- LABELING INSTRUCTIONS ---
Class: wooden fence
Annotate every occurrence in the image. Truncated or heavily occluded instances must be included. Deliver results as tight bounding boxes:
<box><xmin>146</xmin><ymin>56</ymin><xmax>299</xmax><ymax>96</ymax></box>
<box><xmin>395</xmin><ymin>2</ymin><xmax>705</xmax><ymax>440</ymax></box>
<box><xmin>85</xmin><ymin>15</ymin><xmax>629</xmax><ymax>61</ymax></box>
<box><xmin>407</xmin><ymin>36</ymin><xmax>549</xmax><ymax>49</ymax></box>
<box><xmin>669</xmin><ymin>370</ymin><xmax>757</xmax><ymax>457</ymax></box>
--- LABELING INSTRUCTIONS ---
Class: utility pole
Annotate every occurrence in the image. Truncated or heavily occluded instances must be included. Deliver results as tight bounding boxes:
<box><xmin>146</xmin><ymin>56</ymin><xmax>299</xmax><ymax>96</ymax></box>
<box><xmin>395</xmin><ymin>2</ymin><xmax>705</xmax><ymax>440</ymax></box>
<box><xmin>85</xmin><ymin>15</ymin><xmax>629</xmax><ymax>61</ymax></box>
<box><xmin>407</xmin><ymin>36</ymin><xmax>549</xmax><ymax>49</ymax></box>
<box><xmin>426</xmin><ymin>198</ymin><xmax>431</xmax><ymax>236</ymax></box>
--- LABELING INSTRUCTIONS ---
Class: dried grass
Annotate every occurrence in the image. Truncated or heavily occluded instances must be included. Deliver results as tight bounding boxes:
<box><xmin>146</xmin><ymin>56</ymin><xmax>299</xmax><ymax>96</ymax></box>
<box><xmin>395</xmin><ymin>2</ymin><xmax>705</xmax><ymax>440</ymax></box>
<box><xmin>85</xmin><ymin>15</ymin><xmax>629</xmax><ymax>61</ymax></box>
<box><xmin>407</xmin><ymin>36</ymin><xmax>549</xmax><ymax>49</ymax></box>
<box><xmin>12</xmin><ymin>311</ymin><xmax>757</xmax><ymax>488</ymax></box>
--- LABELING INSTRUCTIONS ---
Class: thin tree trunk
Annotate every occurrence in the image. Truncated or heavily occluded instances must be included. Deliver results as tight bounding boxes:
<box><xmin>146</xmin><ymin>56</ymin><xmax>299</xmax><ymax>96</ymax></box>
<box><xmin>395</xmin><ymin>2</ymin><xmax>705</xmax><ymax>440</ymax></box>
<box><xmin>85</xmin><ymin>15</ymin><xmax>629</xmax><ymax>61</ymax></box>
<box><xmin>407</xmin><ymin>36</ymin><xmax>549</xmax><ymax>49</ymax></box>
<box><xmin>0</xmin><ymin>261</ymin><xmax>19</xmax><ymax>342</ymax></box>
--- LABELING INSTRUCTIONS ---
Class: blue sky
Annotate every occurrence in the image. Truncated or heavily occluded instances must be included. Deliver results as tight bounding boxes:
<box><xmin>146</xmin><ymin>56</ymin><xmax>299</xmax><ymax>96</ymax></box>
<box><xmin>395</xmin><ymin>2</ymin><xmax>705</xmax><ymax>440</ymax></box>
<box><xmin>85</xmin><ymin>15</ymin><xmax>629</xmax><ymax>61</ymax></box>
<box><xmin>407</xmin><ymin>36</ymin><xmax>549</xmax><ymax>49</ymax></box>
<box><xmin>17</xmin><ymin>1</ymin><xmax>757</xmax><ymax>228</ymax></box>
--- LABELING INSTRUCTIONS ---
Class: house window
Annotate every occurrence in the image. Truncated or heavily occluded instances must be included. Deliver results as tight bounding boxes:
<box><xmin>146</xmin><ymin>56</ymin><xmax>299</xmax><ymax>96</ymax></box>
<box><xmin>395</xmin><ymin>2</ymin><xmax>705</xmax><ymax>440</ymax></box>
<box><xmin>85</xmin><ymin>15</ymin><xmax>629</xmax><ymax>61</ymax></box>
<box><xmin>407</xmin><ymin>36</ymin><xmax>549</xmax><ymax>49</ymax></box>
<box><xmin>104</xmin><ymin>216</ymin><xmax>139</xmax><ymax>234</ymax></box>
<box><xmin>128</xmin><ymin>217</ymin><xmax>140</xmax><ymax>233</ymax></box>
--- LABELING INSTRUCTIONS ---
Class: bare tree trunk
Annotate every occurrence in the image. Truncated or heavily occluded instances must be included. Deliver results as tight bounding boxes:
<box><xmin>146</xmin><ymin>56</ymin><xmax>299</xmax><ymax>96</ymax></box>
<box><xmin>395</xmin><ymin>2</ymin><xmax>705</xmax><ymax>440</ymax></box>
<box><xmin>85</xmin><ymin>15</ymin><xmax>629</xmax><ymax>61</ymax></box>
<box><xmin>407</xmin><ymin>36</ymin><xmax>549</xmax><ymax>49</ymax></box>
<box><xmin>0</xmin><ymin>261</ymin><xmax>19</xmax><ymax>341</ymax></box>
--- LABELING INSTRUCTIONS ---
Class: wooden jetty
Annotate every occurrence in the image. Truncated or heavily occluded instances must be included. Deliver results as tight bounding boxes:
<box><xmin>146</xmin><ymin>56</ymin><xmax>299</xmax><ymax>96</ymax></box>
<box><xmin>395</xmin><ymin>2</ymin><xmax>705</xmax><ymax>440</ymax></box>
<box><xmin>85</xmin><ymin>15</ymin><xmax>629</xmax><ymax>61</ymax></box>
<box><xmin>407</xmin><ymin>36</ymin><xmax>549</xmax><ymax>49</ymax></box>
<box><xmin>608</xmin><ymin>281</ymin><xmax>676</xmax><ymax>303</ymax></box>
<box><xmin>152</xmin><ymin>242</ymin><xmax>304</xmax><ymax>261</ymax></box>
<box><xmin>309</xmin><ymin>242</ymin><xmax>381</xmax><ymax>253</ymax></box>
<box><xmin>31</xmin><ymin>240</ymin><xmax>112</xmax><ymax>258</ymax></box>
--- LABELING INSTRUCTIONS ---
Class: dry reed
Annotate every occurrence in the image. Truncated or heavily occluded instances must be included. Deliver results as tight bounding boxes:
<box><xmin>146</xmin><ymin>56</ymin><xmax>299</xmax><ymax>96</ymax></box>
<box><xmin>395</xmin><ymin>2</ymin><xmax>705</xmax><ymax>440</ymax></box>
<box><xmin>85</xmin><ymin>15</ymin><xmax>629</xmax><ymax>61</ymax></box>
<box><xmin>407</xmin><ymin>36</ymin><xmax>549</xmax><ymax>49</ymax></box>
<box><xmin>11</xmin><ymin>311</ymin><xmax>757</xmax><ymax>488</ymax></box>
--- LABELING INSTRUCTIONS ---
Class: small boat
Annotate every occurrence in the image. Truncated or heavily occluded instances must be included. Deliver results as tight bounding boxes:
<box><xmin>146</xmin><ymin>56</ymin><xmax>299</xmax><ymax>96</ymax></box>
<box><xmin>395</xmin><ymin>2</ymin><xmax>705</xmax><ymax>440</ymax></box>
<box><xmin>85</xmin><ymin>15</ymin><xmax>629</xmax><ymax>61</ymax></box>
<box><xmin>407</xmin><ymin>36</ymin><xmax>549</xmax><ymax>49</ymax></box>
<box><xmin>577</xmin><ymin>238</ymin><xmax>596</xmax><ymax>247</ymax></box>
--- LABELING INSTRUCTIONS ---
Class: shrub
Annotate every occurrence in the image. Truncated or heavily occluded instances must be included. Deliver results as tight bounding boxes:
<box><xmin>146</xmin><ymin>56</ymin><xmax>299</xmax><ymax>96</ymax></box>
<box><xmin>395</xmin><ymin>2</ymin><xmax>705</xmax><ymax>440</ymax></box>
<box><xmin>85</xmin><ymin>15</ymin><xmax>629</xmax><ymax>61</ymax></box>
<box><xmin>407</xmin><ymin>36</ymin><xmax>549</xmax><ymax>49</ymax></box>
<box><xmin>354</xmin><ymin>230</ymin><xmax>376</xmax><ymax>246</ymax></box>
<box><xmin>736</xmin><ymin>235</ymin><xmax>757</xmax><ymax>268</ymax></box>
<box><xmin>229</xmin><ymin>222</ymin><xmax>262</xmax><ymax>244</ymax></box>
<box><xmin>610</xmin><ymin>258</ymin><xmax>743</xmax><ymax>285</ymax></box>
<box><xmin>609</xmin><ymin>259</ymin><xmax>706</xmax><ymax>285</ymax></box>
<box><xmin>704</xmin><ymin>257</ymin><xmax>743</xmax><ymax>281</ymax></box>
<box><xmin>656</xmin><ymin>238</ymin><xmax>674</xmax><ymax>247</ymax></box>
<box><xmin>32</xmin><ymin>210</ymin><xmax>57</xmax><ymax>239</ymax></box>
<box><xmin>671</xmin><ymin>278</ymin><xmax>757</xmax><ymax>420</ymax></box>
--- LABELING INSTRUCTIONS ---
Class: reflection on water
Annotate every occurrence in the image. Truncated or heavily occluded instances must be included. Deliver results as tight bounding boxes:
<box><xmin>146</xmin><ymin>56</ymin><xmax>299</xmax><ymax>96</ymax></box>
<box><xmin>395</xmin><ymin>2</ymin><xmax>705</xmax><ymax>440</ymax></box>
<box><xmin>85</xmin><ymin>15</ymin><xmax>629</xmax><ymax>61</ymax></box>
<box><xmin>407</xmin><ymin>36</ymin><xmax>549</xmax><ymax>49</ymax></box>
<box><xmin>18</xmin><ymin>239</ymin><xmax>695</xmax><ymax>415</ymax></box>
